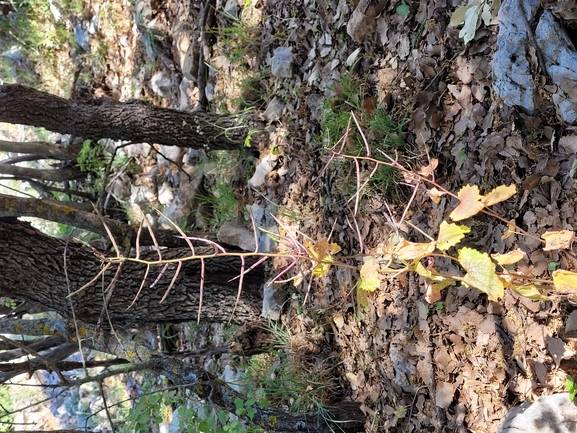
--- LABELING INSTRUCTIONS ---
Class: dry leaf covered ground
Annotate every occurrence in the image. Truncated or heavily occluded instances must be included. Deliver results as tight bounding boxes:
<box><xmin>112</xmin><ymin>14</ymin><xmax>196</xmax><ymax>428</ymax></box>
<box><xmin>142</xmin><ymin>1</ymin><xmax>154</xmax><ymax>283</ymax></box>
<box><xmin>23</xmin><ymin>0</ymin><xmax>577</xmax><ymax>431</ymax></box>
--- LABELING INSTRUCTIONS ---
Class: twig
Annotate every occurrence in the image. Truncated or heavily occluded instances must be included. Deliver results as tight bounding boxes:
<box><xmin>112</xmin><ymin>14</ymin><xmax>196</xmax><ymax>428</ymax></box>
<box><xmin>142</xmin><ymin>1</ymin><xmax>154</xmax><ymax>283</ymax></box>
<box><xmin>0</xmin><ymin>335</ymin><xmax>67</xmax><ymax>384</ymax></box>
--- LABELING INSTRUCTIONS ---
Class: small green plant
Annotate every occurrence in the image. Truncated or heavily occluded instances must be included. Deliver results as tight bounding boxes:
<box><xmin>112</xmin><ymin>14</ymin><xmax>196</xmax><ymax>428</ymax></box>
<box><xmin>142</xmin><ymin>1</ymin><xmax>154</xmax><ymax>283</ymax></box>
<box><xmin>0</xmin><ymin>383</ymin><xmax>14</xmax><ymax>432</ymax></box>
<box><xmin>567</xmin><ymin>375</ymin><xmax>577</xmax><ymax>402</ymax></box>
<box><xmin>77</xmin><ymin>140</ymin><xmax>108</xmax><ymax>174</ymax></box>
<box><xmin>3</xmin><ymin>298</ymin><xmax>16</xmax><ymax>309</ymax></box>
<box><xmin>0</xmin><ymin>0</ymin><xmax>80</xmax><ymax>89</ymax></box>
<box><xmin>212</xmin><ymin>11</ymin><xmax>260</xmax><ymax>65</ymax></box>
<box><xmin>121</xmin><ymin>384</ymin><xmax>266</xmax><ymax>433</ymax></box>
<box><xmin>197</xmin><ymin>179</ymin><xmax>239</xmax><ymax>228</ymax></box>
<box><xmin>321</xmin><ymin>72</ymin><xmax>408</xmax><ymax>198</ymax></box>
<box><xmin>236</xmin><ymin>322</ymin><xmax>336</xmax><ymax>414</ymax></box>
<box><xmin>231</xmin><ymin>73</ymin><xmax>266</xmax><ymax>110</ymax></box>
<box><xmin>435</xmin><ymin>301</ymin><xmax>444</xmax><ymax>314</ymax></box>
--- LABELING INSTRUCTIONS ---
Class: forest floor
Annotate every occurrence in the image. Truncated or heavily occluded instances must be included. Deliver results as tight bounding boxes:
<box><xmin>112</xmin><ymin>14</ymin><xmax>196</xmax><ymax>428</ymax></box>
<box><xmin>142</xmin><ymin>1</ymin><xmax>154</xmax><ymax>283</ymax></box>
<box><xmin>11</xmin><ymin>0</ymin><xmax>577</xmax><ymax>431</ymax></box>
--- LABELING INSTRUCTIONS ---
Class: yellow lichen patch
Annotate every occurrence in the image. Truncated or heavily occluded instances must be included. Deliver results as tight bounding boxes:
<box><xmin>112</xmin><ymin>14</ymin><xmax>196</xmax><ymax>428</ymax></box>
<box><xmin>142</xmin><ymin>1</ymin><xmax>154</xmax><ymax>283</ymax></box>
<box><xmin>42</xmin><ymin>325</ymin><xmax>59</xmax><ymax>335</ymax></box>
<box><xmin>61</xmin><ymin>206</ymin><xmax>76</xmax><ymax>215</ymax></box>
<box><xmin>77</xmin><ymin>326</ymin><xmax>88</xmax><ymax>339</ymax></box>
<box><xmin>3</xmin><ymin>197</ymin><xmax>17</xmax><ymax>213</ymax></box>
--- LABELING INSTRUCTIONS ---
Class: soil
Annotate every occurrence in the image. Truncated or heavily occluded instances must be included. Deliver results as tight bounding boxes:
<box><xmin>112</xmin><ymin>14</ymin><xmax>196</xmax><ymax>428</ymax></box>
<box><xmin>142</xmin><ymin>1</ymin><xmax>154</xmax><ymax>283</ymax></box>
<box><xmin>19</xmin><ymin>0</ymin><xmax>577</xmax><ymax>431</ymax></box>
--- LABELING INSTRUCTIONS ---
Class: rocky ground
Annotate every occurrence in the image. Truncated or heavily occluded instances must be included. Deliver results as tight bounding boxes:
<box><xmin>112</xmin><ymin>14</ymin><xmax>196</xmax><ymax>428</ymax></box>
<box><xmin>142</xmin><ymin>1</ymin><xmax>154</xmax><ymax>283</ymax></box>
<box><xmin>9</xmin><ymin>0</ymin><xmax>577</xmax><ymax>431</ymax></box>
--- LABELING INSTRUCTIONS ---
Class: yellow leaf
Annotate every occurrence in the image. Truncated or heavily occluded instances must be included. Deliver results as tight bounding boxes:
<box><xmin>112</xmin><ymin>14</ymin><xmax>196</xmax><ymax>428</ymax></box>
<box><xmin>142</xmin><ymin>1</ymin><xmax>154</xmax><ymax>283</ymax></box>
<box><xmin>481</xmin><ymin>184</ymin><xmax>517</xmax><ymax>206</ymax></box>
<box><xmin>358</xmin><ymin>258</ymin><xmax>381</xmax><ymax>292</ymax></box>
<box><xmin>458</xmin><ymin>247</ymin><xmax>504</xmax><ymax>302</ymax></box>
<box><xmin>328</xmin><ymin>242</ymin><xmax>342</xmax><ymax>255</ymax></box>
<box><xmin>491</xmin><ymin>248</ymin><xmax>526</xmax><ymax>266</ymax></box>
<box><xmin>542</xmin><ymin>230</ymin><xmax>575</xmax><ymax>251</ymax></box>
<box><xmin>499</xmin><ymin>273</ymin><xmax>514</xmax><ymax>288</ymax></box>
<box><xmin>312</xmin><ymin>262</ymin><xmax>331</xmax><ymax>277</ymax></box>
<box><xmin>394</xmin><ymin>238</ymin><xmax>436</xmax><ymax>261</ymax></box>
<box><xmin>511</xmin><ymin>284</ymin><xmax>550</xmax><ymax>301</ymax></box>
<box><xmin>502</xmin><ymin>219</ymin><xmax>516</xmax><ymax>240</ymax></box>
<box><xmin>552</xmin><ymin>269</ymin><xmax>577</xmax><ymax>294</ymax></box>
<box><xmin>413</xmin><ymin>263</ymin><xmax>454</xmax><ymax>302</ymax></box>
<box><xmin>427</xmin><ymin>187</ymin><xmax>446</xmax><ymax>204</ymax></box>
<box><xmin>437</xmin><ymin>221</ymin><xmax>470</xmax><ymax>251</ymax></box>
<box><xmin>357</xmin><ymin>285</ymin><xmax>370</xmax><ymax>309</ymax></box>
<box><xmin>304</xmin><ymin>238</ymin><xmax>341</xmax><ymax>278</ymax></box>
<box><xmin>450</xmin><ymin>185</ymin><xmax>485</xmax><ymax>221</ymax></box>
<box><xmin>413</xmin><ymin>262</ymin><xmax>432</xmax><ymax>278</ymax></box>
<box><xmin>450</xmin><ymin>5</ymin><xmax>468</xmax><ymax>26</ymax></box>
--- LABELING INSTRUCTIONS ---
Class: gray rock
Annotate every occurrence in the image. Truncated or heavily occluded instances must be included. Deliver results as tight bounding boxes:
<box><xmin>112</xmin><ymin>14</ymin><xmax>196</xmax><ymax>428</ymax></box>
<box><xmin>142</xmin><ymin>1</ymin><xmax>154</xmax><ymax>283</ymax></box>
<box><xmin>271</xmin><ymin>47</ymin><xmax>292</xmax><ymax>78</ymax></box>
<box><xmin>247</xmin><ymin>154</ymin><xmax>278</xmax><ymax>188</ymax></box>
<box><xmin>181</xmin><ymin>39</ymin><xmax>198</xmax><ymax>82</ymax></box>
<box><xmin>498</xmin><ymin>393</ymin><xmax>577</xmax><ymax>433</ymax></box>
<box><xmin>346</xmin><ymin>0</ymin><xmax>388</xmax><ymax>43</ymax></box>
<box><xmin>1</xmin><ymin>46</ymin><xmax>21</xmax><ymax>61</ymax></box>
<box><xmin>220</xmin><ymin>364</ymin><xmax>245</xmax><ymax>392</ymax></box>
<box><xmin>494</xmin><ymin>1</ymin><xmax>577</xmax><ymax>124</ymax></box>
<box><xmin>535</xmin><ymin>11</ymin><xmax>577</xmax><ymax>124</ymax></box>
<box><xmin>217</xmin><ymin>221</ymin><xmax>257</xmax><ymax>251</ymax></box>
<box><xmin>149</xmin><ymin>71</ymin><xmax>173</xmax><ymax>100</ymax></box>
<box><xmin>262</xmin><ymin>280</ymin><xmax>285</xmax><ymax>320</ymax></box>
<box><xmin>492</xmin><ymin>0</ymin><xmax>540</xmax><ymax>114</ymax></box>
<box><xmin>264</xmin><ymin>97</ymin><xmax>285</xmax><ymax>122</ymax></box>
<box><xmin>74</xmin><ymin>20</ymin><xmax>91</xmax><ymax>52</ymax></box>
<box><xmin>224</xmin><ymin>0</ymin><xmax>240</xmax><ymax>18</ymax></box>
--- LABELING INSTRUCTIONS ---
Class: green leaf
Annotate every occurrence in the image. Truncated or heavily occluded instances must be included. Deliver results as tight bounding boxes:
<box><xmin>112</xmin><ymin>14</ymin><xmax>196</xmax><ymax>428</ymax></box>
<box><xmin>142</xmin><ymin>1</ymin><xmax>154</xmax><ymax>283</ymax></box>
<box><xmin>396</xmin><ymin>3</ymin><xmax>410</xmax><ymax>16</ymax></box>
<box><xmin>218</xmin><ymin>410</ymin><xmax>228</xmax><ymax>424</ymax></box>
<box><xmin>437</xmin><ymin>221</ymin><xmax>470</xmax><ymax>251</ymax></box>
<box><xmin>234</xmin><ymin>397</ymin><xmax>244</xmax><ymax>410</ymax></box>
<box><xmin>567</xmin><ymin>376</ymin><xmax>577</xmax><ymax>401</ymax></box>
<box><xmin>435</xmin><ymin>302</ymin><xmax>444</xmax><ymax>313</ymax></box>
<box><xmin>458</xmin><ymin>247</ymin><xmax>504</xmax><ymax>302</ymax></box>
<box><xmin>247</xmin><ymin>407</ymin><xmax>255</xmax><ymax>420</ymax></box>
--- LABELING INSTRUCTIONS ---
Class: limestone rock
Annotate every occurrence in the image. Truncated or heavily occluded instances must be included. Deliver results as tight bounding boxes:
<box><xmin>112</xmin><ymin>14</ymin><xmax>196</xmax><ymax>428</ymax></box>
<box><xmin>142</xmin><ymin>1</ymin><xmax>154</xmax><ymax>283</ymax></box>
<box><xmin>498</xmin><ymin>393</ymin><xmax>577</xmax><ymax>433</ymax></box>
<box><xmin>492</xmin><ymin>0</ymin><xmax>540</xmax><ymax>114</ymax></box>
<box><xmin>535</xmin><ymin>11</ymin><xmax>577</xmax><ymax>123</ymax></box>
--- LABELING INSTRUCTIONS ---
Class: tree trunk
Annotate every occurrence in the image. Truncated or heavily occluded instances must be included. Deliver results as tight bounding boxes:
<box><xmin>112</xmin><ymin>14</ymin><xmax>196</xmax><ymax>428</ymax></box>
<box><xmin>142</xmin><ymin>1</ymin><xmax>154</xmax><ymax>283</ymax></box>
<box><xmin>0</xmin><ymin>163</ymin><xmax>83</xmax><ymax>181</ymax></box>
<box><xmin>0</xmin><ymin>139</ymin><xmax>81</xmax><ymax>159</ymax></box>
<box><xmin>0</xmin><ymin>84</ymin><xmax>252</xmax><ymax>150</ymax></box>
<box><xmin>0</xmin><ymin>218</ymin><xmax>264</xmax><ymax>327</ymax></box>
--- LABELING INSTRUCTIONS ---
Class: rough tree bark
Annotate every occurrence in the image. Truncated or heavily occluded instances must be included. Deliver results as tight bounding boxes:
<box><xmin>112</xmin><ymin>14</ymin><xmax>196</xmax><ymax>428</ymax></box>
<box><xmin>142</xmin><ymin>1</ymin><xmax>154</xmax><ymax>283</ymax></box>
<box><xmin>0</xmin><ymin>218</ymin><xmax>264</xmax><ymax>326</ymax></box>
<box><xmin>0</xmin><ymin>139</ymin><xmax>81</xmax><ymax>160</ymax></box>
<box><xmin>0</xmin><ymin>84</ymin><xmax>254</xmax><ymax>150</ymax></box>
<box><xmin>0</xmin><ymin>164</ymin><xmax>82</xmax><ymax>181</ymax></box>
